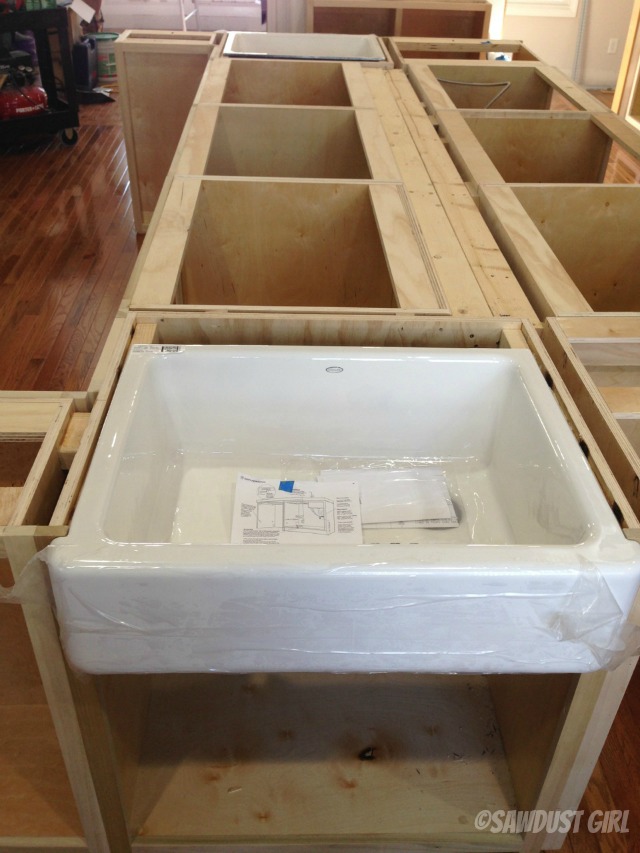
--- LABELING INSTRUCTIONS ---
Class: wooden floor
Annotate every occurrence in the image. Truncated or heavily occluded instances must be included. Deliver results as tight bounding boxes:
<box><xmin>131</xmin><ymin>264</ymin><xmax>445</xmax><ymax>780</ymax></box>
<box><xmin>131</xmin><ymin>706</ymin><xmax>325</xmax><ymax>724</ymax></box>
<box><xmin>0</xmin><ymin>100</ymin><xmax>137</xmax><ymax>391</ymax></box>
<box><xmin>0</xmin><ymin>94</ymin><xmax>639</xmax><ymax>851</ymax></box>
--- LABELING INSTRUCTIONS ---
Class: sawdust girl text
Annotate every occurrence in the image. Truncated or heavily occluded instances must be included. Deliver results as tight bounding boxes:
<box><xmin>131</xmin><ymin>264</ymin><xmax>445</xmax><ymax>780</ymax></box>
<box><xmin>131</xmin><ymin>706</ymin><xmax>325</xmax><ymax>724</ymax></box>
<box><xmin>474</xmin><ymin>809</ymin><xmax>630</xmax><ymax>834</ymax></box>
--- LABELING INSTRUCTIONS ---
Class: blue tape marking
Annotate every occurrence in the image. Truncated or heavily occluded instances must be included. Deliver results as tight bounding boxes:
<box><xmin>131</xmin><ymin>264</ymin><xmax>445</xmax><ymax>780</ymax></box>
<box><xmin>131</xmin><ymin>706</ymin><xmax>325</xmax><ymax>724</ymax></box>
<box><xmin>279</xmin><ymin>480</ymin><xmax>295</xmax><ymax>493</ymax></box>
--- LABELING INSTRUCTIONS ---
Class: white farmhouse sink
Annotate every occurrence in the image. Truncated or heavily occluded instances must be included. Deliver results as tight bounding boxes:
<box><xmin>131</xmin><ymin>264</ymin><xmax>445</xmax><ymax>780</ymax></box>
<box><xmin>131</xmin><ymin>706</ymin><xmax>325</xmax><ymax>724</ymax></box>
<box><xmin>223</xmin><ymin>31</ymin><xmax>387</xmax><ymax>62</ymax></box>
<box><xmin>46</xmin><ymin>346</ymin><xmax>640</xmax><ymax>674</ymax></box>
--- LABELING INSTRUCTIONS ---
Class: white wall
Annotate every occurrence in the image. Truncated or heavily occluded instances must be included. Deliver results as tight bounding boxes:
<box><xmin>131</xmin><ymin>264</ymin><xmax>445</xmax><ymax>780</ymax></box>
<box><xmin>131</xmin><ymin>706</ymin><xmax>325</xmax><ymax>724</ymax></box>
<box><xmin>500</xmin><ymin>0</ymin><xmax>633</xmax><ymax>86</ymax></box>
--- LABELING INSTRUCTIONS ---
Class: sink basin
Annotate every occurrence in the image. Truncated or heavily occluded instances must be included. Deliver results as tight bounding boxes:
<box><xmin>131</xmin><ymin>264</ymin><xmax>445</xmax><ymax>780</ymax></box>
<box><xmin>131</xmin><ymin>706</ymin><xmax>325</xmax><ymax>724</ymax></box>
<box><xmin>46</xmin><ymin>345</ymin><xmax>640</xmax><ymax>674</ymax></box>
<box><xmin>223</xmin><ymin>31</ymin><xmax>387</xmax><ymax>62</ymax></box>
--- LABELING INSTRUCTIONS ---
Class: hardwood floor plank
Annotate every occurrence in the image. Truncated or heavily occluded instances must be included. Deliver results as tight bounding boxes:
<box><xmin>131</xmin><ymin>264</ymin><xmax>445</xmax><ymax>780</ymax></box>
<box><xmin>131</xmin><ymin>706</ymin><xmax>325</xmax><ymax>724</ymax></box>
<box><xmin>0</xmin><ymin>107</ymin><xmax>137</xmax><ymax>391</ymax></box>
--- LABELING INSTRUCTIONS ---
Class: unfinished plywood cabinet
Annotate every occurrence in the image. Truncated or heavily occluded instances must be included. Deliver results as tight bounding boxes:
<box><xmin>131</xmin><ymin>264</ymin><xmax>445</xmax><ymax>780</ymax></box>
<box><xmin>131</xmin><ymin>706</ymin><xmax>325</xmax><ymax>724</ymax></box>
<box><xmin>386</xmin><ymin>35</ymin><xmax>540</xmax><ymax>65</ymax></box>
<box><xmin>115</xmin><ymin>29</ymin><xmax>224</xmax><ymax>233</ymax></box>
<box><xmin>9</xmin><ymin>35</ymin><xmax>640</xmax><ymax>853</ymax></box>
<box><xmin>0</xmin><ymin>394</ymin><xmax>102</xmax><ymax>851</ymax></box>
<box><xmin>9</xmin><ymin>311</ymin><xmax>635</xmax><ymax>853</ymax></box>
<box><xmin>173</xmin><ymin>104</ymin><xmax>400</xmax><ymax>181</ymax></box>
<box><xmin>306</xmin><ymin>0</ymin><xmax>491</xmax><ymax>39</ymax></box>
<box><xmin>407</xmin><ymin>60</ymin><xmax>609</xmax><ymax>114</ymax></box>
<box><xmin>130</xmin><ymin>177</ymin><xmax>446</xmax><ymax>312</ymax></box>
<box><xmin>195</xmin><ymin>56</ymin><xmax>379</xmax><ymax>108</ymax></box>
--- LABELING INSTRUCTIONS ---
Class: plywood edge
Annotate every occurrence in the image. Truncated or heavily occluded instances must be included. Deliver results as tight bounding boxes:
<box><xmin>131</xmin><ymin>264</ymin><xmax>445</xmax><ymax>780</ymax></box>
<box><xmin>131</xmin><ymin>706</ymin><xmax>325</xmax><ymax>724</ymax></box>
<box><xmin>355</xmin><ymin>108</ymin><xmax>403</xmax><ymax>182</ymax></box>
<box><xmin>343</xmin><ymin>60</ymin><xmax>377</xmax><ymax>108</ymax></box>
<box><xmin>591</xmin><ymin>110</ymin><xmax>640</xmax><ymax>160</ymax></box>
<box><xmin>0</xmin><ymin>840</ymin><xmax>87</xmax><ymax>851</ymax></box>
<box><xmin>129</xmin><ymin>178</ymin><xmax>202</xmax><ymax>310</ymax></box>
<box><xmin>407</xmin><ymin>62</ymin><xmax>456</xmax><ymax>113</ymax></box>
<box><xmin>171</xmin><ymin>104</ymin><xmax>220</xmax><ymax>176</ymax></box>
<box><xmin>193</xmin><ymin>56</ymin><xmax>231</xmax><ymax>105</ymax></box>
<box><xmin>613</xmin><ymin>0</ymin><xmax>640</xmax><ymax>114</ymax></box>
<box><xmin>386</xmin><ymin>72</ymin><xmax>538</xmax><ymax>321</ymax></box>
<box><xmin>536</xmin><ymin>65</ymin><xmax>611</xmax><ymax>113</ymax></box>
<box><xmin>552</xmin><ymin>313</ymin><xmax>640</xmax><ymax>340</ymax></box>
<box><xmin>369</xmin><ymin>183</ymin><xmax>448</xmax><ymax>311</ymax></box>
<box><xmin>435</xmin><ymin>109</ymin><xmax>503</xmax><ymax>188</ymax></box>
<box><xmin>362</xmin><ymin>68</ymin><xmax>492</xmax><ymax>317</ymax></box>
<box><xmin>9</xmin><ymin>399</ymin><xmax>75</xmax><ymax>528</ymax></box>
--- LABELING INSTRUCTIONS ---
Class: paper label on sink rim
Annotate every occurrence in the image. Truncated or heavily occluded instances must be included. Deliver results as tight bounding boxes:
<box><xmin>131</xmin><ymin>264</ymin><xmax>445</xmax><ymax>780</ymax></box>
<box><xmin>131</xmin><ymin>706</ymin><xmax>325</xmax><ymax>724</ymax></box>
<box><xmin>319</xmin><ymin>467</ymin><xmax>458</xmax><ymax>528</ymax></box>
<box><xmin>132</xmin><ymin>345</ymin><xmax>185</xmax><ymax>354</ymax></box>
<box><xmin>231</xmin><ymin>475</ymin><xmax>363</xmax><ymax>545</ymax></box>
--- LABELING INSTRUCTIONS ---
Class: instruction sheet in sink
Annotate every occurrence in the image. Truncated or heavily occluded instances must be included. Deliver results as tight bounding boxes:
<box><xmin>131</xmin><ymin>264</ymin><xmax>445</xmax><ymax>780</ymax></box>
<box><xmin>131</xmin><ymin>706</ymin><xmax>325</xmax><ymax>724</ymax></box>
<box><xmin>319</xmin><ymin>467</ymin><xmax>458</xmax><ymax>529</ymax></box>
<box><xmin>231</xmin><ymin>474</ymin><xmax>363</xmax><ymax>545</ymax></box>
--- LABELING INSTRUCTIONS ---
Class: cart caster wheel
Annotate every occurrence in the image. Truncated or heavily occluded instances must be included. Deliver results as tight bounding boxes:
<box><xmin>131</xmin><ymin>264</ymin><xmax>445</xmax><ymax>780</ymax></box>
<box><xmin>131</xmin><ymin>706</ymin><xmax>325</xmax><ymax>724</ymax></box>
<box><xmin>61</xmin><ymin>128</ymin><xmax>78</xmax><ymax>146</ymax></box>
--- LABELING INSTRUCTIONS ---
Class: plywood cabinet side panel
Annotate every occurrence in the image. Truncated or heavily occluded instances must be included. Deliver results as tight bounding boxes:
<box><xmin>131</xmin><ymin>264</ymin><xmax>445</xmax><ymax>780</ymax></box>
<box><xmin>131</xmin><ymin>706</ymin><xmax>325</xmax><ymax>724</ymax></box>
<box><xmin>593</xmin><ymin>110</ymin><xmax>640</xmax><ymax>161</ymax></box>
<box><xmin>127</xmin><ymin>673</ymin><xmax>518</xmax><ymax>846</ymax></box>
<box><xmin>489</xmin><ymin>674</ymin><xmax>577</xmax><ymax>814</ymax></box>
<box><xmin>554</xmin><ymin>314</ymin><xmax>640</xmax><ymax>341</ymax></box>
<box><xmin>509</xmin><ymin>185</ymin><xmax>640</xmax><ymax>313</ymax></box>
<box><xmin>415</xmin><ymin>62</ymin><xmax>552</xmax><ymax>112</ymax></box>
<box><xmin>399</xmin><ymin>6</ymin><xmax>490</xmax><ymax>39</ymax></box>
<box><xmin>144</xmin><ymin>310</ymin><xmax>516</xmax><ymax>349</ymax></box>
<box><xmin>116</xmin><ymin>47</ymin><xmax>210</xmax><ymax>233</ymax></box>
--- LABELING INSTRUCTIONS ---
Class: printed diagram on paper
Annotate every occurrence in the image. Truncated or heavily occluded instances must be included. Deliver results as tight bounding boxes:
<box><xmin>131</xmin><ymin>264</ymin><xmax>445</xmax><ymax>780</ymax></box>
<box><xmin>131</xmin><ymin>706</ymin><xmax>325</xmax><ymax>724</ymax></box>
<box><xmin>231</xmin><ymin>475</ymin><xmax>363</xmax><ymax>545</ymax></box>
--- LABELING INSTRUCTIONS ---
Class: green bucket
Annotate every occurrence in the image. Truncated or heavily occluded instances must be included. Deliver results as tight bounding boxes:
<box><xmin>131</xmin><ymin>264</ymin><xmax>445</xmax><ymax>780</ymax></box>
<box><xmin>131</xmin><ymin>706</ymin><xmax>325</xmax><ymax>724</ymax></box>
<box><xmin>95</xmin><ymin>33</ymin><xmax>119</xmax><ymax>85</ymax></box>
